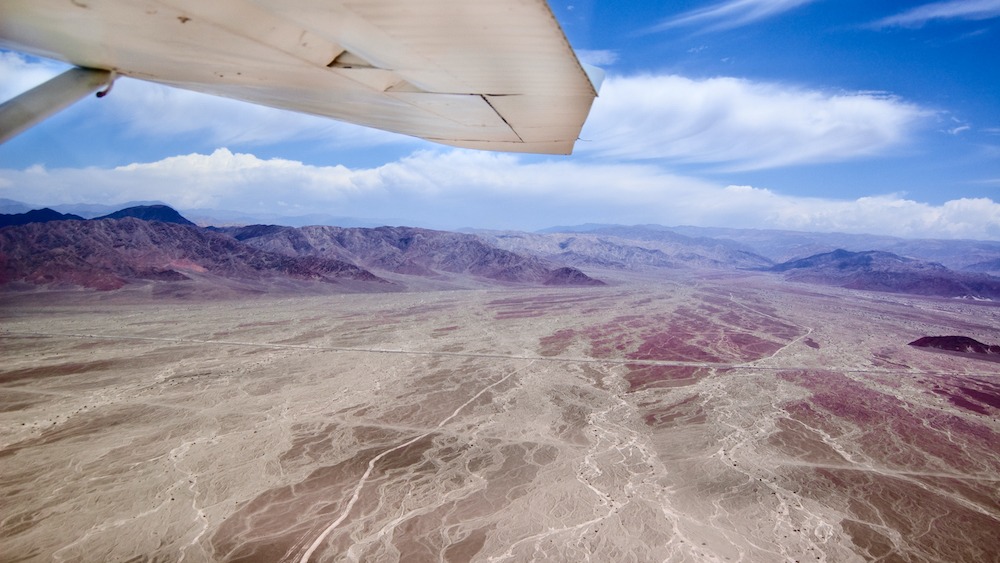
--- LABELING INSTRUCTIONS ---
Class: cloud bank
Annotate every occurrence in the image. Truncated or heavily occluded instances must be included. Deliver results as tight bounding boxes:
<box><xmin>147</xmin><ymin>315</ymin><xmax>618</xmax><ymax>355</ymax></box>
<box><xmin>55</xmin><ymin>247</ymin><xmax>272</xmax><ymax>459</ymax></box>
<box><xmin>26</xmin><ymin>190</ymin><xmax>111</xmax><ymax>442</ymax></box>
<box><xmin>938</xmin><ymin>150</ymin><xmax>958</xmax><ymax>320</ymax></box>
<box><xmin>581</xmin><ymin>75</ymin><xmax>928</xmax><ymax>170</ymax></box>
<box><xmin>3</xmin><ymin>148</ymin><xmax>997</xmax><ymax>240</ymax></box>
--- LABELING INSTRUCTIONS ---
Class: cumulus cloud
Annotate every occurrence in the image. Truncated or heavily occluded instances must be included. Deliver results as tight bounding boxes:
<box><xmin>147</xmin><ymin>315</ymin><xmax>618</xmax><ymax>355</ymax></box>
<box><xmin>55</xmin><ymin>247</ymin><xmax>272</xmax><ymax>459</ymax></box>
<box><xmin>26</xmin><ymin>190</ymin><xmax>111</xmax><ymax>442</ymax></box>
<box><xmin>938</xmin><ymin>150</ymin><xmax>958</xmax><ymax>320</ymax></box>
<box><xmin>651</xmin><ymin>0</ymin><xmax>816</xmax><ymax>32</ymax></box>
<box><xmin>0</xmin><ymin>148</ymin><xmax>712</xmax><ymax>225</ymax></box>
<box><xmin>580</xmin><ymin>75</ymin><xmax>928</xmax><ymax>170</ymax></box>
<box><xmin>712</xmin><ymin>188</ymin><xmax>1000</xmax><ymax>239</ymax></box>
<box><xmin>872</xmin><ymin>0</ymin><xmax>1000</xmax><ymax>28</ymax></box>
<box><xmin>2</xmin><ymin>148</ymin><xmax>998</xmax><ymax>239</ymax></box>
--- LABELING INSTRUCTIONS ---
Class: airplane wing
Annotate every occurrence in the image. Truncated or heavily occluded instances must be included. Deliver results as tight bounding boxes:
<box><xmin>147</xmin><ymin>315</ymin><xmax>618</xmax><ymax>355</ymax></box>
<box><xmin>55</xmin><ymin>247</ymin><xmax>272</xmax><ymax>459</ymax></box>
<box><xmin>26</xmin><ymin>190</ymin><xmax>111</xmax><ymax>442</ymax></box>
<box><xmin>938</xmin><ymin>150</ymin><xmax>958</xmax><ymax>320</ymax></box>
<box><xmin>0</xmin><ymin>0</ymin><xmax>600</xmax><ymax>154</ymax></box>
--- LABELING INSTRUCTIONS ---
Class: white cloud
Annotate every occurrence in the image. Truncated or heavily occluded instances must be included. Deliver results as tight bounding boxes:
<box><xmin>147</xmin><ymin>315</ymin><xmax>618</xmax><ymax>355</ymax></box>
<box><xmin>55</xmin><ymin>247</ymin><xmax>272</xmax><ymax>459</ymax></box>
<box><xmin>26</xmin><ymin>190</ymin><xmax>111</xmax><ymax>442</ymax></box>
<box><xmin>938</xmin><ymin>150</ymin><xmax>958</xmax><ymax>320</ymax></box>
<box><xmin>651</xmin><ymin>0</ymin><xmax>816</xmax><ymax>32</ymax></box>
<box><xmin>720</xmin><ymin>190</ymin><xmax>1000</xmax><ymax>239</ymax></box>
<box><xmin>873</xmin><ymin>0</ymin><xmax>1000</xmax><ymax>27</ymax></box>
<box><xmin>0</xmin><ymin>148</ymin><xmax>701</xmax><ymax>222</ymax></box>
<box><xmin>0</xmin><ymin>51</ymin><xmax>69</xmax><ymax>101</ymax></box>
<box><xmin>2</xmin><ymin>148</ymin><xmax>998</xmax><ymax>239</ymax></box>
<box><xmin>580</xmin><ymin>75</ymin><xmax>929</xmax><ymax>170</ymax></box>
<box><xmin>575</xmin><ymin>49</ymin><xmax>619</xmax><ymax>66</ymax></box>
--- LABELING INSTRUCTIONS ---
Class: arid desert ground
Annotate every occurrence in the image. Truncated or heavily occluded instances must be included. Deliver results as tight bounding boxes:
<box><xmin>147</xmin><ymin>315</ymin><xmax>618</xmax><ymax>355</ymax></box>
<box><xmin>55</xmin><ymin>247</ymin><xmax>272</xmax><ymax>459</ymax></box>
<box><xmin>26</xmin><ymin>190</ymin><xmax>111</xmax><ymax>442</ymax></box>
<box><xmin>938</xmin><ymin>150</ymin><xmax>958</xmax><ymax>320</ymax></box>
<box><xmin>2</xmin><ymin>272</ymin><xmax>999</xmax><ymax>562</ymax></box>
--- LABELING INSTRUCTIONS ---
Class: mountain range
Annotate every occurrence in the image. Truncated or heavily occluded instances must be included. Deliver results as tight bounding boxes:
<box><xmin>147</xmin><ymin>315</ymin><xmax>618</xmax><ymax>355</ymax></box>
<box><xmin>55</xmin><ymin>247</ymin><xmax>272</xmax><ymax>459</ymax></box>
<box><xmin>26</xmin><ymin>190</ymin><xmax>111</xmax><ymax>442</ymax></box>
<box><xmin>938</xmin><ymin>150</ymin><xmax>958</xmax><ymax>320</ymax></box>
<box><xmin>3</xmin><ymin>203</ymin><xmax>1000</xmax><ymax>299</ymax></box>
<box><xmin>766</xmin><ymin>249</ymin><xmax>1000</xmax><ymax>300</ymax></box>
<box><xmin>0</xmin><ymin>205</ymin><xmax>603</xmax><ymax>292</ymax></box>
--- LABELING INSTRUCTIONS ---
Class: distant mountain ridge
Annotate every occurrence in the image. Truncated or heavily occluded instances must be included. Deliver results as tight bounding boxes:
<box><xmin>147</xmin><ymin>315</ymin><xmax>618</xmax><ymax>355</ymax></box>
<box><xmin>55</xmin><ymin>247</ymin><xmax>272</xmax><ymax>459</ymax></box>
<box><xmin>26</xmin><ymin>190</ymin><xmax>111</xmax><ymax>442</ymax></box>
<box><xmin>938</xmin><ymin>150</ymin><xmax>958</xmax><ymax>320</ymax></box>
<box><xmin>5</xmin><ymin>203</ymin><xmax>999</xmax><ymax>298</ymax></box>
<box><xmin>658</xmin><ymin>225</ymin><xmax>1000</xmax><ymax>271</ymax></box>
<box><xmin>1</xmin><ymin>204</ymin><xmax>193</xmax><ymax>227</ymax></box>
<box><xmin>95</xmin><ymin>205</ymin><xmax>196</xmax><ymax>226</ymax></box>
<box><xmin>767</xmin><ymin>249</ymin><xmax>1000</xmax><ymax>299</ymax></box>
<box><xmin>477</xmin><ymin>227</ymin><xmax>772</xmax><ymax>271</ymax></box>
<box><xmin>0</xmin><ymin>208</ymin><xmax>84</xmax><ymax>227</ymax></box>
<box><xmin>545</xmin><ymin>223</ymin><xmax>1000</xmax><ymax>272</ymax></box>
<box><xmin>220</xmin><ymin>224</ymin><xmax>605</xmax><ymax>286</ymax></box>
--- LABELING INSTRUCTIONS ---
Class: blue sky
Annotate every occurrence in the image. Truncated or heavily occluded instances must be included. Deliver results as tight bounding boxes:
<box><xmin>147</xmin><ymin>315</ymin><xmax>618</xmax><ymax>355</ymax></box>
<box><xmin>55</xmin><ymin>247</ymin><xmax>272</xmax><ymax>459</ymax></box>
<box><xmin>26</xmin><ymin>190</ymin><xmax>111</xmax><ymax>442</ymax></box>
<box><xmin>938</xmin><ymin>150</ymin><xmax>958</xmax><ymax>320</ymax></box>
<box><xmin>2</xmin><ymin>0</ymin><xmax>999</xmax><ymax>239</ymax></box>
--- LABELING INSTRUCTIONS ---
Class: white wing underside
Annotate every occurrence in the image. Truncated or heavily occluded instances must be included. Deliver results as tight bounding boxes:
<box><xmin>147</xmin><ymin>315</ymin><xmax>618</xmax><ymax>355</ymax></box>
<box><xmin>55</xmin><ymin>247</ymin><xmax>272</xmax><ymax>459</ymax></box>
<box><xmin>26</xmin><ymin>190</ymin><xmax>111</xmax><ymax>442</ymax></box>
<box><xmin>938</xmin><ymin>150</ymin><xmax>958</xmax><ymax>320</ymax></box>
<box><xmin>0</xmin><ymin>0</ymin><xmax>598</xmax><ymax>154</ymax></box>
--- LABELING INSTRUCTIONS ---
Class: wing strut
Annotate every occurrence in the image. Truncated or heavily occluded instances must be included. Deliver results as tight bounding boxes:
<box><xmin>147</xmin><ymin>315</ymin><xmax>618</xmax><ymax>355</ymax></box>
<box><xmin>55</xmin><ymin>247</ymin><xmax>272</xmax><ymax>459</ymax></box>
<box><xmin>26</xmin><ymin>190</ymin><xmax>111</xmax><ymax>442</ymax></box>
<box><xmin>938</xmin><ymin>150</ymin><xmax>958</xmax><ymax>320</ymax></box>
<box><xmin>0</xmin><ymin>67</ymin><xmax>114</xmax><ymax>144</ymax></box>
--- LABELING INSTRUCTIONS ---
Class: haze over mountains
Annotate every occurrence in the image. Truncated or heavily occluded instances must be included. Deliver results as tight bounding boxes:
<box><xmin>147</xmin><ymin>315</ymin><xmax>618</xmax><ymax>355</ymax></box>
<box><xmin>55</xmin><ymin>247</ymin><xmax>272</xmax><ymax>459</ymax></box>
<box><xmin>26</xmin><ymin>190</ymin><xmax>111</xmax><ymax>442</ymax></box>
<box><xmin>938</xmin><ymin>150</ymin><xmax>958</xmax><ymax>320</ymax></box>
<box><xmin>2</xmin><ymin>202</ymin><xmax>1000</xmax><ymax>299</ymax></box>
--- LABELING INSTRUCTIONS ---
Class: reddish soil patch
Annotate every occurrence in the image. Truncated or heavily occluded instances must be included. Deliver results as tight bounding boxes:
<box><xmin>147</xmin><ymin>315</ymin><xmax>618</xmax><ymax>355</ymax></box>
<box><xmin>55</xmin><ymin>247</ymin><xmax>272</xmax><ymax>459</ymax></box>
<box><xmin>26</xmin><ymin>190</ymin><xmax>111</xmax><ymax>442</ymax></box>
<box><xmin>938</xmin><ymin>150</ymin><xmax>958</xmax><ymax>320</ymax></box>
<box><xmin>624</xmin><ymin>364</ymin><xmax>709</xmax><ymax>391</ymax></box>
<box><xmin>214</xmin><ymin>436</ymin><xmax>435</xmax><ymax>562</ymax></box>
<box><xmin>629</xmin><ymin>329</ymin><xmax>725</xmax><ymax>363</ymax></box>
<box><xmin>0</xmin><ymin>359</ymin><xmax>122</xmax><ymax>384</ymax></box>
<box><xmin>928</xmin><ymin>376</ymin><xmax>1000</xmax><ymax>416</ymax></box>
<box><xmin>0</xmin><ymin>405</ymin><xmax>172</xmax><ymax>460</ymax></box>
<box><xmin>487</xmin><ymin>294</ymin><xmax>601</xmax><ymax>321</ymax></box>
<box><xmin>538</xmin><ymin>329</ymin><xmax>577</xmax><ymax>357</ymax></box>
<box><xmin>578</xmin><ymin>303</ymin><xmax>802</xmax><ymax>363</ymax></box>
<box><xmin>780</xmin><ymin>371</ymin><xmax>1000</xmax><ymax>474</ymax></box>
<box><xmin>786</xmin><ymin>467</ymin><xmax>999</xmax><ymax>562</ymax></box>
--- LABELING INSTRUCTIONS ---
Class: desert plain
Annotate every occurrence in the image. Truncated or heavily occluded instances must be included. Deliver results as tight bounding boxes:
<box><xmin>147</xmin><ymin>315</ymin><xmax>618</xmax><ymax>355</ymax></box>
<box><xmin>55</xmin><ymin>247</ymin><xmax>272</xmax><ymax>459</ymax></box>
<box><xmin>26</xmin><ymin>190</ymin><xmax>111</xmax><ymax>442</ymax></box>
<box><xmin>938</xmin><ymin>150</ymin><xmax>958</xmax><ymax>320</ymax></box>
<box><xmin>1</xmin><ymin>271</ymin><xmax>999</xmax><ymax>562</ymax></box>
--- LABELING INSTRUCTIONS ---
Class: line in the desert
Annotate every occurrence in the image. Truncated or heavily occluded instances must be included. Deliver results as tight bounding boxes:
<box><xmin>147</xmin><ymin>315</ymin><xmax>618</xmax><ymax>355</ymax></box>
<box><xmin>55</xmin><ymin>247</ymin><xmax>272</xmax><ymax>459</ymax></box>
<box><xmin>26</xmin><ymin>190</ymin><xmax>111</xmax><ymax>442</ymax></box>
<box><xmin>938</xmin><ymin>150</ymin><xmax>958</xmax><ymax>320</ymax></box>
<box><xmin>3</xmin><ymin>331</ymin><xmax>997</xmax><ymax>378</ymax></box>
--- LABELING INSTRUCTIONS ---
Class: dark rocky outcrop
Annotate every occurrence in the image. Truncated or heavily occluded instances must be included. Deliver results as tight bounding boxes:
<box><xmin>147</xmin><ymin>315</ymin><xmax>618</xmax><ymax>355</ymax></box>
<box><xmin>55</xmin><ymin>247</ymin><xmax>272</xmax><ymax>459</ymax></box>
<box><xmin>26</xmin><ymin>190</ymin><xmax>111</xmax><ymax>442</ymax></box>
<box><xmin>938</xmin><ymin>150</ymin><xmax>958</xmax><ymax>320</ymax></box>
<box><xmin>543</xmin><ymin>267</ymin><xmax>606</xmax><ymax>286</ymax></box>
<box><xmin>94</xmin><ymin>204</ymin><xmax>197</xmax><ymax>226</ymax></box>
<box><xmin>909</xmin><ymin>336</ymin><xmax>1000</xmax><ymax>356</ymax></box>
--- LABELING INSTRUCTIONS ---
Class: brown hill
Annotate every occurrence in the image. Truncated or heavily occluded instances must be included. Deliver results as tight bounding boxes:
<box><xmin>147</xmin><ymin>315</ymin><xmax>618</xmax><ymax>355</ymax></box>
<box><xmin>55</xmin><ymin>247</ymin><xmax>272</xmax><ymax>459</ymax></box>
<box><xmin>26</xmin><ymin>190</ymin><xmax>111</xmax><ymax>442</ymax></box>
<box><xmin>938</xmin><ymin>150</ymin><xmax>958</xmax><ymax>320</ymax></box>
<box><xmin>0</xmin><ymin>218</ymin><xmax>387</xmax><ymax>291</ymax></box>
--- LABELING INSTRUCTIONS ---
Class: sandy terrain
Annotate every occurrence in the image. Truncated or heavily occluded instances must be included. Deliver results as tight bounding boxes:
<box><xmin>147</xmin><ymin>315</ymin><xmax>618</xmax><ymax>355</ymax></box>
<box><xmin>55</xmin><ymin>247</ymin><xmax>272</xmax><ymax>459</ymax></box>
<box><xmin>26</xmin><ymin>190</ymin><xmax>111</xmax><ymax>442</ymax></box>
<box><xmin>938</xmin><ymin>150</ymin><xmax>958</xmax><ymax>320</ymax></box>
<box><xmin>2</xmin><ymin>272</ymin><xmax>998</xmax><ymax>562</ymax></box>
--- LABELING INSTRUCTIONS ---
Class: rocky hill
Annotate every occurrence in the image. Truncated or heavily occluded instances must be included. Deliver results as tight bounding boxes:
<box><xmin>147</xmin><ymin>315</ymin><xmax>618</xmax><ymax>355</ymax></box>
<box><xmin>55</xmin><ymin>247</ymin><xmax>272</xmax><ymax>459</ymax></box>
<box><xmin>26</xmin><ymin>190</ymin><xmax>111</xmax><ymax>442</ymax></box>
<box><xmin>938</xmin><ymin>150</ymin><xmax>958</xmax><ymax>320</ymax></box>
<box><xmin>767</xmin><ymin>249</ymin><xmax>1000</xmax><ymax>299</ymax></box>
<box><xmin>1</xmin><ymin>204</ymin><xmax>604</xmax><ymax>292</ymax></box>
<box><xmin>0</xmin><ymin>218</ymin><xmax>387</xmax><ymax>291</ymax></box>
<box><xmin>909</xmin><ymin>336</ymin><xmax>1000</xmax><ymax>356</ymax></box>
<box><xmin>222</xmin><ymin>225</ymin><xmax>604</xmax><ymax>286</ymax></box>
<box><xmin>94</xmin><ymin>204</ymin><xmax>197</xmax><ymax>226</ymax></box>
